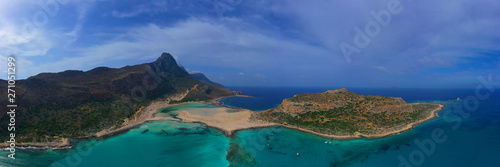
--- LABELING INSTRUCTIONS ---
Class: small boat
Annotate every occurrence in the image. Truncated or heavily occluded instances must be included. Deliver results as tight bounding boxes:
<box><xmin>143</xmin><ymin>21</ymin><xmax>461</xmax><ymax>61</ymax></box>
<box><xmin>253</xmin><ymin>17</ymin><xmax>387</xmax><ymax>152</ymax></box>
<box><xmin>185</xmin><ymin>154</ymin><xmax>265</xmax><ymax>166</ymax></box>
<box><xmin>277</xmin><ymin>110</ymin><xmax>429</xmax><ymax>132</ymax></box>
<box><xmin>325</xmin><ymin>141</ymin><xmax>328</xmax><ymax>144</ymax></box>
<box><xmin>297</xmin><ymin>152</ymin><xmax>300</xmax><ymax>156</ymax></box>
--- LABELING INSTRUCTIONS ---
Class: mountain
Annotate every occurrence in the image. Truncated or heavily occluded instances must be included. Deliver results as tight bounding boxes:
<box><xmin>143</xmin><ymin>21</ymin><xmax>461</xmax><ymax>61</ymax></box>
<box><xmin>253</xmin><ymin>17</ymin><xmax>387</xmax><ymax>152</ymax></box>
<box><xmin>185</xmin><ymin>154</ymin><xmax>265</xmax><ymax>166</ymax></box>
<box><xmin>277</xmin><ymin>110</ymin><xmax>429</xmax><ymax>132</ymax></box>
<box><xmin>0</xmin><ymin>53</ymin><xmax>236</xmax><ymax>142</ymax></box>
<box><xmin>190</xmin><ymin>72</ymin><xmax>224</xmax><ymax>88</ymax></box>
<box><xmin>251</xmin><ymin>88</ymin><xmax>442</xmax><ymax>137</ymax></box>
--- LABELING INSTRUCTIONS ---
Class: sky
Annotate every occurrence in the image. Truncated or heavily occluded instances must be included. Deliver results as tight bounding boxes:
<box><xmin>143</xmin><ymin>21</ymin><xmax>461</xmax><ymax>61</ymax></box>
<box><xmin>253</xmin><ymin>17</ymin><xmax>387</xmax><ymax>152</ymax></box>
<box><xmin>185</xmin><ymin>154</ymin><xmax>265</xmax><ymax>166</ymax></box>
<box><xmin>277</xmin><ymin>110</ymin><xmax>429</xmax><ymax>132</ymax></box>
<box><xmin>0</xmin><ymin>0</ymin><xmax>499</xmax><ymax>88</ymax></box>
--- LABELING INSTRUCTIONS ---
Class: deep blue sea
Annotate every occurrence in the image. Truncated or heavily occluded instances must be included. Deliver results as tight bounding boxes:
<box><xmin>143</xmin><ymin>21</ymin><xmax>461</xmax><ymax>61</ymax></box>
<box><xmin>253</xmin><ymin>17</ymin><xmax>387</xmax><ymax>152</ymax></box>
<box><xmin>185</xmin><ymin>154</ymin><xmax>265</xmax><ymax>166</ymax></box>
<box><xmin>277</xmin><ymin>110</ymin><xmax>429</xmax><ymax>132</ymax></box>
<box><xmin>1</xmin><ymin>87</ymin><xmax>499</xmax><ymax>167</ymax></box>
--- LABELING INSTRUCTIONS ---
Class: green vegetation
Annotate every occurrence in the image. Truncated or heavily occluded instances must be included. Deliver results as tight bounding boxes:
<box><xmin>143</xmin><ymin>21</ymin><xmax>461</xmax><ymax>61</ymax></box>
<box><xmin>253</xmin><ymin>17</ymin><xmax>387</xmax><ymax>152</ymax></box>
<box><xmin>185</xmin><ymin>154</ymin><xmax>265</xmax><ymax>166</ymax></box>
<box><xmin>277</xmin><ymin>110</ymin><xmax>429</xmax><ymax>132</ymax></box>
<box><xmin>180</xmin><ymin>84</ymin><xmax>232</xmax><ymax>102</ymax></box>
<box><xmin>253</xmin><ymin>89</ymin><xmax>441</xmax><ymax>136</ymax></box>
<box><xmin>0</xmin><ymin>53</ymin><xmax>235</xmax><ymax>142</ymax></box>
<box><xmin>15</xmin><ymin>99</ymin><xmax>143</xmax><ymax>142</ymax></box>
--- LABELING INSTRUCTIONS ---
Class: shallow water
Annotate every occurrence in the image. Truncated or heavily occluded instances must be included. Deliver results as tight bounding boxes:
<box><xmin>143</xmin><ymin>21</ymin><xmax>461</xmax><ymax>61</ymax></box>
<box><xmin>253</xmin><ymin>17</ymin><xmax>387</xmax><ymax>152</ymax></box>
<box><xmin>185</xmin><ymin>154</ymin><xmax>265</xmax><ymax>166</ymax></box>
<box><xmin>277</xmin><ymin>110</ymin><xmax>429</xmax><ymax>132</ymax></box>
<box><xmin>1</xmin><ymin>121</ymin><xmax>230</xmax><ymax>167</ymax></box>
<box><xmin>224</xmin><ymin>87</ymin><xmax>500</xmax><ymax>166</ymax></box>
<box><xmin>157</xmin><ymin>102</ymin><xmax>222</xmax><ymax>117</ymax></box>
<box><xmin>1</xmin><ymin>88</ymin><xmax>499</xmax><ymax>167</ymax></box>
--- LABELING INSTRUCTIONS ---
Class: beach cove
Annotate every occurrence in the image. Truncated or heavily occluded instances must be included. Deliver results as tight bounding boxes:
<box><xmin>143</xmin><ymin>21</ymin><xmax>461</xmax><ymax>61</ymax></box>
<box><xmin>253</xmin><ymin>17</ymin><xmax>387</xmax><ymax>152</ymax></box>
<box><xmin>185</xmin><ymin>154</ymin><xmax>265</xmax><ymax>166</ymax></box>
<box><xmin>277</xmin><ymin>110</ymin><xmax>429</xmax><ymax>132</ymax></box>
<box><xmin>1</xmin><ymin>91</ymin><xmax>444</xmax><ymax>148</ymax></box>
<box><xmin>1</xmin><ymin>88</ymin><xmax>498</xmax><ymax>167</ymax></box>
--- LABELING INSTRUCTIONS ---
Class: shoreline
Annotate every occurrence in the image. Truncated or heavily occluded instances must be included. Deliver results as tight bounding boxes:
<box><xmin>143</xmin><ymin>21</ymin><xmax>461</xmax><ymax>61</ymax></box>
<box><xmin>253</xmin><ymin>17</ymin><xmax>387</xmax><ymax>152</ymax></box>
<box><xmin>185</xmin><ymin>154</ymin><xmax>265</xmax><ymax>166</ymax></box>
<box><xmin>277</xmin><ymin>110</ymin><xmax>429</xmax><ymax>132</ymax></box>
<box><xmin>0</xmin><ymin>91</ymin><xmax>194</xmax><ymax>149</ymax></box>
<box><xmin>210</xmin><ymin>95</ymin><xmax>253</xmax><ymax>110</ymax></box>
<box><xmin>174</xmin><ymin>106</ymin><xmax>277</xmax><ymax>136</ymax></box>
<box><xmin>173</xmin><ymin>99</ymin><xmax>446</xmax><ymax>141</ymax></box>
<box><xmin>1</xmin><ymin>96</ymin><xmax>445</xmax><ymax>149</ymax></box>
<box><xmin>0</xmin><ymin>138</ymin><xmax>72</xmax><ymax>149</ymax></box>
<box><xmin>278</xmin><ymin>103</ymin><xmax>445</xmax><ymax>140</ymax></box>
<box><xmin>0</xmin><ymin>93</ymin><xmax>245</xmax><ymax>150</ymax></box>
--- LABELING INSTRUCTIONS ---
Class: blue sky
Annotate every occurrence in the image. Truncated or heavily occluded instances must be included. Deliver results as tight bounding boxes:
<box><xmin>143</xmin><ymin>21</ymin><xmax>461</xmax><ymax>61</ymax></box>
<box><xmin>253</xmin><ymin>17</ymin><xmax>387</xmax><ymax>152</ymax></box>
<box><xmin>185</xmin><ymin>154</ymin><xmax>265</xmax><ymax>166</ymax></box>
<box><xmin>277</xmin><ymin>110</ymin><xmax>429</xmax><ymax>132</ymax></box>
<box><xmin>0</xmin><ymin>0</ymin><xmax>499</xmax><ymax>88</ymax></box>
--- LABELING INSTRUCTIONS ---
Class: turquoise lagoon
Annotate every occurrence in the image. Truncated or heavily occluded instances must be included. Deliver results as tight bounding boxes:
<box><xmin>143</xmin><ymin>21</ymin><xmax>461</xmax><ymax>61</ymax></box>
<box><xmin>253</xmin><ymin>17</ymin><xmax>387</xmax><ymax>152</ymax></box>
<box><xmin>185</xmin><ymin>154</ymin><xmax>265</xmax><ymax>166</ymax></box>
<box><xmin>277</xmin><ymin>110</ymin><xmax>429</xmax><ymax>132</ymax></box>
<box><xmin>1</xmin><ymin>87</ymin><xmax>499</xmax><ymax>166</ymax></box>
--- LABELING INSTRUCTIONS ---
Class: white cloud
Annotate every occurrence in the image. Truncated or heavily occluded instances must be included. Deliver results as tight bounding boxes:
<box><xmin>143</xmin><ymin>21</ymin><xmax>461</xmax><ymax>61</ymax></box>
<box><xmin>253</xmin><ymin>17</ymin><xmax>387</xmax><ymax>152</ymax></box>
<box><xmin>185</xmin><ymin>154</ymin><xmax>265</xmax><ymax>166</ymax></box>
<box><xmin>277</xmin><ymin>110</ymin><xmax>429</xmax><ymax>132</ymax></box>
<box><xmin>1</xmin><ymin>0</ymin><xmax>498</xmax><ymax>87</ymax></box>
<box><xmin>0</xmin><ymin>55</ymin><xmax>7</xmax><ymax>75</ymax></box>
<box><xmin>373</xmin><ymin>66</ymin><xmax>390</xmax><ymax>73</ymax></box>
<box><xmin>65</xmin><ymin>2</ymin><xmax>93</xmax><ymax>42</ymax></box>
<box><xmin>239</xmin><ymin>72</ymin><xmax>245</xmax><ymax>76</ymax></box>
<box><xmin>0</xmin><ymin>23</ymin><xmax>53</xmax><ymax>57</ymax></box>
<box><xmin>110</xmin><ymin>1</ymin><xmax>169</xmax><ymax>18</ymax></box>
<box><xmin>47</xmin><ymin>17</ymin><xmax>332</xmax><ymax>76</ymax></box>
<box><xmin>0</xmin><ymin>0</ymin><xmax>99</xmax><ymax>78</ymax></box>
<box><xmin>111</xmin><ymin>10</ymin><xmax>146</xmax><ymax>18</ymax></box>
<box><xmin>263</xmin><ymin>0</ymin><xmax>500</xmax><ymax>72</ymax></box>
<box><xmin>417</xmin><ymin>56</ymin><xmax>449</xmax><ymax>67</ymax></box>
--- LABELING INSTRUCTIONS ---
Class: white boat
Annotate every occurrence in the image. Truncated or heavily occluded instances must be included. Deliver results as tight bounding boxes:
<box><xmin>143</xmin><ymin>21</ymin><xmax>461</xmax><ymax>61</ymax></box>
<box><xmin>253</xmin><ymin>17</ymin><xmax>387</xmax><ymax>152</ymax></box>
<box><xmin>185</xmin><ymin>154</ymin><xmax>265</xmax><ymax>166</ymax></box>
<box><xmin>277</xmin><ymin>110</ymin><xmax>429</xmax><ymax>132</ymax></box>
<box><xmin>297</xmin><ymin>152</ymin><xmax>300</xmax><ymax>156</ymax></box>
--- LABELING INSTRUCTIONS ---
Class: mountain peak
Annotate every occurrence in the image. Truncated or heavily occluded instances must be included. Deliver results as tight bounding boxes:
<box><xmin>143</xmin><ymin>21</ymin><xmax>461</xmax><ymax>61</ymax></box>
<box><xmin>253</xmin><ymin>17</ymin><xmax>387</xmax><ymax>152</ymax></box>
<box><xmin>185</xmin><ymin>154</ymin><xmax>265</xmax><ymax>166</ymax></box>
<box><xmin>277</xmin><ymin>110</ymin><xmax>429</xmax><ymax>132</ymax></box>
<box><xmin>158</xmin><ymin>52</ymin><xmax>174</xmax><ymax>60</ymax></box>
<box><xmin>150</xmin><ymin>52</ymin><xmax>188</xmax><ymax>77</ymax></box>
<box><xmin>155</xmin><ymin>52</ymin><xmax>177</xmax><ymax>65</ymax></box>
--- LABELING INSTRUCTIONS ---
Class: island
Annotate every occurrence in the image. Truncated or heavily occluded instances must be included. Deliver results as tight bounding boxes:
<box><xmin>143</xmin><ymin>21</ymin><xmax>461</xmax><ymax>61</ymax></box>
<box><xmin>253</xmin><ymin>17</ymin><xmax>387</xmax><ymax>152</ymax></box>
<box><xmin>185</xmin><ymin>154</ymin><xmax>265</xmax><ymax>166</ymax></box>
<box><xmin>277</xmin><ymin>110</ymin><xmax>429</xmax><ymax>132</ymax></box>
<box><xmin>250</xmin><ymin>88</ymin><xmax>444</xmax><ymax>139</ymax></box>
<box><xmin>150</xmin><ymin>88</ymin><xmax>444</xmax><ymax>140</ymax></box>
<box><xmin>0</xmin><ymin>53</ymin><xmax>444</xmax><ymax>148</ymax></box>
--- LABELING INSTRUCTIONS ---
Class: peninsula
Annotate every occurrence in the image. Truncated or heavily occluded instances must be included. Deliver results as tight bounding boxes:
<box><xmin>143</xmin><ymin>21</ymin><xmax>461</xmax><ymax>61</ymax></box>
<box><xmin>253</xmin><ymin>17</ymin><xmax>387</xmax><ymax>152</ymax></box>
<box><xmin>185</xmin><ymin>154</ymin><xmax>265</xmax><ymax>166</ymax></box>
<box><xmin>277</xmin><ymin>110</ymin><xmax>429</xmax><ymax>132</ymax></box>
<box><xmin>151</xmin><ymin>88</ymin><xmax>444</xmax><ymax>140</ymax></box>
<box><xmin>0</xmin><ymin>53</ymin><xmax>238</xmax><ymax>147</ymax></box>
<box><xmin>251</xmin><ymin>88</ymin><xmax>444</xmax><ymax>139</ymax></box>
<box><xmin>0</xmin><ymin>53</ymin><xmax>444</xmax><ymax>148</ymax></box>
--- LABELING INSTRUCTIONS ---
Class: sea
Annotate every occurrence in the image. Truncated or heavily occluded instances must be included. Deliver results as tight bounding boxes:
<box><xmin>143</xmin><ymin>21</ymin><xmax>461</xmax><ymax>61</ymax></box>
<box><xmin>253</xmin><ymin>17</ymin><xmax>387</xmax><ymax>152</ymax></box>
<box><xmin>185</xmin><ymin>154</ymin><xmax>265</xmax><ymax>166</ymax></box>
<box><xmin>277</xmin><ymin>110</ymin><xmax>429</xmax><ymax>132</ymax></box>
<box><xmin>1</xmin><ymin>87</ymin><xmax>499</xmax><ymax>167</ymax></box>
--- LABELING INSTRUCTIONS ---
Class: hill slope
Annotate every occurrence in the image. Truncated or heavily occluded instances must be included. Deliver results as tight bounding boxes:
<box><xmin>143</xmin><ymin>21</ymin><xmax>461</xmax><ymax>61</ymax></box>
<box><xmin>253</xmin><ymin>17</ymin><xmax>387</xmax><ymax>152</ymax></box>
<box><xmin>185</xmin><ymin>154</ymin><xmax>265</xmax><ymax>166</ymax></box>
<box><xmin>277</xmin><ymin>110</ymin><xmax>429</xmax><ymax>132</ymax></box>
<box><xmin>0</xmin><ymin>53</ymin><xmax>236</xmax><ymax>142</ymax></box>
<box><xmin>251</xmin><ymin>88</ymin><xmax>442</xmax><ymax>137</ymax></box>
<box><xmin>190</xmin><ymin>72</ymin><xmax>224</xmax><ymax>88</ymax></box>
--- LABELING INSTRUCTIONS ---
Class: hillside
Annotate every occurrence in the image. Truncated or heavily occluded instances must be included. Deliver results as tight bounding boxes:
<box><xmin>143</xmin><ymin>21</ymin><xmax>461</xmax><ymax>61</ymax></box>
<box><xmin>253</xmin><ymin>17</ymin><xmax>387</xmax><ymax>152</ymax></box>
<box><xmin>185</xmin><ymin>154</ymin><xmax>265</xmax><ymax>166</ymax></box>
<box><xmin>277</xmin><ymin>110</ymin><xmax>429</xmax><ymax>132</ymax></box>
<box><xmin>251</xmin><ymin>88</ymin><xmax>442</xmax><ymax>137</ymax></box>
<box><xmin>0</xmin><ymin>53</ymin><xmax>236</xmax><ymax>142</ymax></box>
<box><xmin>190</xmin><ymin>73</ymin><xmax>224</xmax><ymax>88</ymax></box>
